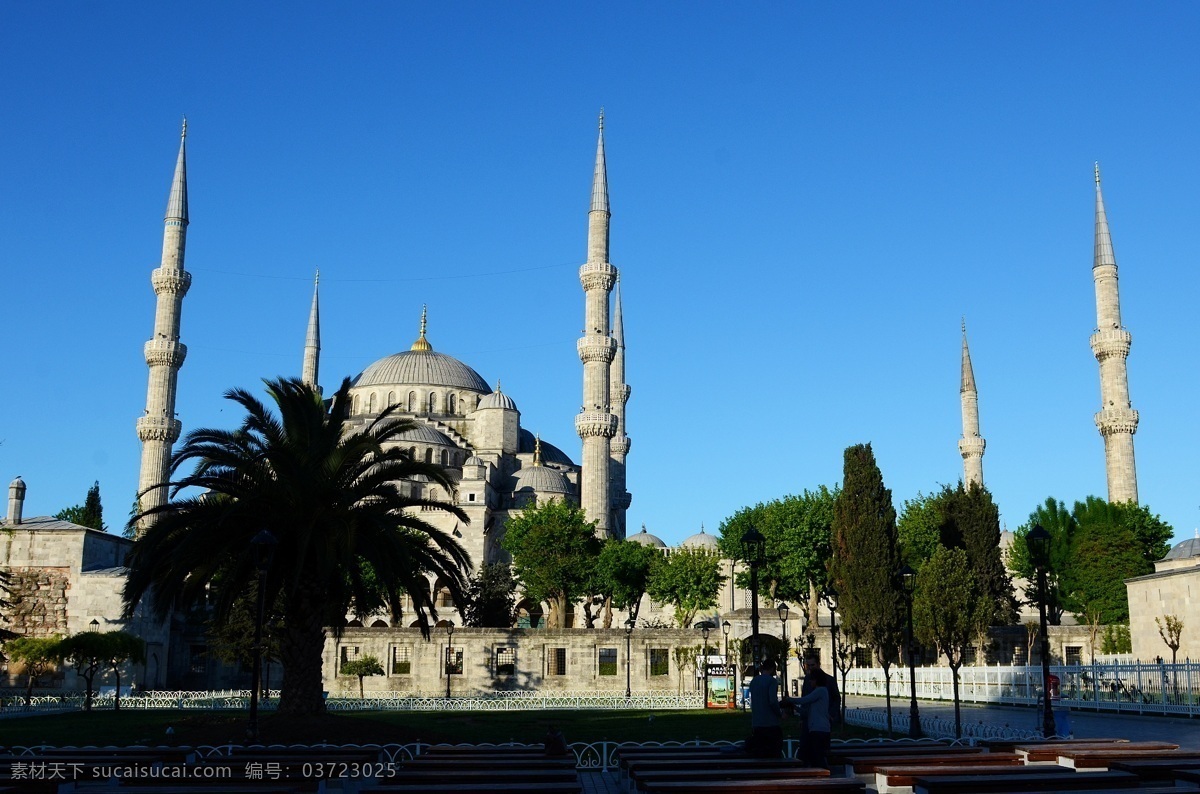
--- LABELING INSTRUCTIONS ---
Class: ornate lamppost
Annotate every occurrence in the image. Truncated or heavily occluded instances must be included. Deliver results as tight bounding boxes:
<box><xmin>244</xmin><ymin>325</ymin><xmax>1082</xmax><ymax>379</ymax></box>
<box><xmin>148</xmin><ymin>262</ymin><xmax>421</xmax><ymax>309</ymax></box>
<box><xmin>722</xmin><ymin>620</ymin><xmax>733</xmax><ymax>708</ymax></box>
<box><xmin>740</xmin><ymin>525</ymin><xmax>766</xmax><ymax>669</ymax></box>
<box><xmin>1028</xmin><ymin>524</ymin><xmax>1056</xmax><ymax>738</ymax></box>
<box><xmin>777</xmin><ymin>603</ymin><xmax>790</xmax><ymax>697</ymax></box>
<box><xmin>248</xmin><ymin>529</ymin><xmax>277</xmax><ymax>742</ymax></box>
<box><xmin>824</xmin><ymin>585</ymin><xmax>843</xmax><ymax>728</ymax></box>
<box><xmin>625</xmin><ymin>617</ymin><xmax>635</xmax><ymax>699</ymax></box>
<box><xmin>899</xmin><ymin>564</ymin><xmax>922</xmax><ymax>739</ymax></box>
<box><xmin>444</xmin><ymin>621</ymin><xmax>455</xmax><ymax>700</ymax></box>
<box><xmin>698</xmin><ymin>623</ymin><xmax>712</xmax><ymax>708</ymax></box>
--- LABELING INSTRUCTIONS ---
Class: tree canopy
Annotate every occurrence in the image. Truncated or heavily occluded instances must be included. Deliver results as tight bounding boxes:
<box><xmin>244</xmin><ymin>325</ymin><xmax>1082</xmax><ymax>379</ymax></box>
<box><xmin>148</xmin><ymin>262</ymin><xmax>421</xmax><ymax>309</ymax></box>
<box><xmin>122</xmin><ymin>377</ymin><xmax>470</xmax><ymax>716</ymax></box>
<box><xmin>936</xmin><ymin>482</ymin><xmax>1017</xmax><ymax>625</ymax></box>
<box><xmin>897</xmin><ymin>491</ymin><xmax>942</xmax><ymax>571</ymax></box>
<box><xmin>592</xmin><ymin>539</ymin><xmax>661</xmax><ymax>627</ymax></box>
<box><xmin>460</xmin><ymin>563</ymin><xmax>517</xmax><ymax>628</ymax></box>
<box><xmin>646</xmin><ymin>547</ymin><xmax>725</xmax><ymax>628</ymax></box>
<box><xmin>501</xmin><ymin>498</ymin><xmax>600</xmax><ymax>629</ymax></box>
<box><xmin>55</xmin><ymin>481</ymin><xmax>105</xmax><ymax>531</ymax></box>
<box><xmin>3</xmin><ymin>635</ymin><xmax>62</xmax><ymax>706</ymax></box>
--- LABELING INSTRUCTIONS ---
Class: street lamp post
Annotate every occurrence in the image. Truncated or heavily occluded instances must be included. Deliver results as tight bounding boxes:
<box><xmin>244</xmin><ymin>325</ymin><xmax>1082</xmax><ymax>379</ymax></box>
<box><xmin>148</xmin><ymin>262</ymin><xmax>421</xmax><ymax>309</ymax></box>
<box><xmin>824</xmin><ymin>586</ymin><xmax>842</xmax><ymax>729</ymax></box>
<box><xmin>1028</xmin><ymin>524</ymin><xmax>1056</xmax><ymax>738</ymax></box>
<box><xmin>445</xmin><ymin>622</ymin><xmax>455</xmax><ymax>700</ymax></box>
<box><xmin>740</xmin><ymin>526</ymin><xmax>766</xmax><ymax>669</ymax></box>
<box><xmin>900</xmin><ymin>565</ymin><xmax>922</xmax><ymax>739</ymax></box>
<box><xmin>777</xmin><ymin>603</ymin><xmax>790</xmax><ymax>697</ymax></box>
<box><xmin>699</xmin><ymin>623</ymin><xmax>711</xmax><ymax>708</ymax></box>
<box><xmin>722</xmin><ymin>620</ymin><xmax>733</xmax><ymax>708</ymax></box>
<box><xmin>248</xmin><ymin>529</ymin><xmax>277</xmax><ymax>743</ymax></box>
<box><xmin>625</xmin><ymin>618</ymin><xmax>635</xmax><ymax>699</ymax></box>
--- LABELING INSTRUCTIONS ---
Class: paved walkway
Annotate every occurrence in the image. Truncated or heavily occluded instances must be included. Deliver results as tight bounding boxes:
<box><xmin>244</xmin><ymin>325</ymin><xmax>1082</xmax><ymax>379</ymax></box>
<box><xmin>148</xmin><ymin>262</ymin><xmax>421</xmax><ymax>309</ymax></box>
<box><xmin>580</xmin><ymin>770</ymin><xmax>622</xmax><ymax>794</ymax></box>
<box><xmin>847</xmin><ymin>695</ymin><xmax>1200</xmax><ymax>748</ymax></box>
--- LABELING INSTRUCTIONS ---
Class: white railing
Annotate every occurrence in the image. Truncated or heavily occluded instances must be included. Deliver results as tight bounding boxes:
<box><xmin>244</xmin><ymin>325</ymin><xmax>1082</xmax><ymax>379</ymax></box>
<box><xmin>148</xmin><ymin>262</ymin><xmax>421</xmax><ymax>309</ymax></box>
<box><xmin>844</xmin><ymin>706</ymin><xmax>1046</xmax><ymax>743</ymax></box>
<box><xmin>842</xmin><ymin>661</ymin><xmax>1200</xmax><ymax>716</ymax></box>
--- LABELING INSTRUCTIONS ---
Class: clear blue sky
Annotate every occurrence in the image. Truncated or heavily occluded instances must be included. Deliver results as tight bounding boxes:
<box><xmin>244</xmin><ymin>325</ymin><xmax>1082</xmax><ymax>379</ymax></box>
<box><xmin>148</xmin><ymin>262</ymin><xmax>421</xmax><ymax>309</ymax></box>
<box><xmin>3</xmin><ymin>3</ymin><xmax>1198</xmax><ymax>546</ymax></box>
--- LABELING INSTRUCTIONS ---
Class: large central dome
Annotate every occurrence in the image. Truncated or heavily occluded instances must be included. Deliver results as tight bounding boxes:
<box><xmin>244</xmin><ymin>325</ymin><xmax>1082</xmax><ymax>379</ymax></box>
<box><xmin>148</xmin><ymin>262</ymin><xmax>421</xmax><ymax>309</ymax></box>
<box><xmin>355</xmin><ymin>349</ymin><xmax>490</xmax><ymax>392</ymax></box>
<box><xmin>353</xmin><ymin>306</ymin><xmax>491</xmax><ymax>393</ymax></box>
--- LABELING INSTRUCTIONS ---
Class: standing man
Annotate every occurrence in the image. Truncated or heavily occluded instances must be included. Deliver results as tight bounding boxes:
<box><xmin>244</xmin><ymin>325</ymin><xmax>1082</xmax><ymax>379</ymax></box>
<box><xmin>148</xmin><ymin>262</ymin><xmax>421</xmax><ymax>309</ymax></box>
<box><xmin>798</xmin><ymin>652</ymin><xmax>839</xmax><ymax>768</ymax></box>
<box><xmin>747</xmin><ymin>659</ymin><xmax>784</xmax><ymax>758</ymax></box>
<box><xmin>801</xmin><ymin>651</ymin><xmax>841</xmax><ymax>731</ymax></box>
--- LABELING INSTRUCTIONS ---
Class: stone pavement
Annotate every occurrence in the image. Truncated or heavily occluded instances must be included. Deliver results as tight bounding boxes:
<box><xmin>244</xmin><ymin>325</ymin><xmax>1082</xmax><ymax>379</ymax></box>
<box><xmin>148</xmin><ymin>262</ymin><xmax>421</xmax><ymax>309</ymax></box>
<box><xmin>847</xmin><ymin>695</ymin><xmax>1200</xmax><ymax>748</ymax></box>
<box><xmin>581</xmin><ymin>770</ymin><xmax>622</xmax><ymax>794</ymax></box>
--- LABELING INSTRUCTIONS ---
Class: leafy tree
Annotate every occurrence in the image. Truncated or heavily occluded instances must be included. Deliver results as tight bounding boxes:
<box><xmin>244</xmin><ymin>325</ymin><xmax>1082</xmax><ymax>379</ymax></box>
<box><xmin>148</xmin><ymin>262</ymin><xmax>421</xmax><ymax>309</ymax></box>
<box><xmin>717</xmin><ymin>487</ymin><xmax>839</xmax><ymax>628</ymax></box>
<box><xmin>647</xmin><ymin>547</ymin><xmax>725</xmax><ymax>629</ymax></box>
<box><xmin>828</xmin><ymin>443</ymin><xmax>904</xmax><ymax>734</ymax></box>
<box><xmin>913</xmin><ymin>547</ymin><xmax>991</xmax><ymax>738</ymax></box>
<box><xmin>2</xmin><ymin>635</ymin><xmax>62</xmax><ymax>705</ymax></box>
<box><xmin>55</xmin><ymin>481</ymin><xmax>105</xmax><ymax>531</ymax></box>
<box><xmin>502</xmin><ymin>498</ymin><xmax>600</xmax><ymax>629</ymax></box>
<box><xmin>592</xmin><ymin>540</ymin><xmax>661</xmax><ymax>628</ymax></box>
<box><xmin>1156</xmin><ymin>615</ymin><xmax>1184</xmax><ymax>665</ymax></box>
<box><xmin>1008</xmin><ymin>498</ymin><xmax>1077</xmax><ymax>624</ymax></box>
<box><xmin>0</xmin><ymin>568</ymin><xmax>14</xmax><ymax>641</ymax></box>
<box><xmin>937</xmin><ymin>482</ymin><xmax>1017</xmax><ymax>626</ymax></box>
<box><xmin>206</xmin><ymin>578</ymin><xmax>283</xmax><ymax>693</ymax></box>
<box><xmin>897</xmin><ymin>492</ymin><xmax>942</xmax><ymax>571</ymax></box>
<box><xmin>99</xmin><ymin>631</ymin><xmax>145</xmax><ymax>711</ymax></box>
<box><xmin>341</xmin><ymin>654</ymin><xmax>384</xmax><ymax>698</ymax></box>
<box><xmin>57</xmin><ymin>630</ymin><xmax>142</xmax><ymax>712</ymax></box>
<box><xmin>1061</xmin><ymin>497</ymin><xmax>1154</xmax><ymax>624</ymax></box>
<box><xmin>122</xmin><ymin>377</ymin><xmax>471</xmax><ymax>717</ymax></box>
<box><xmin>1119</xmin><ymin>502</ymin><xmax>1174</xmax><ymax>564</ymax></box>
<box><xmin>461</xmin><ymin>563</ymin><xmax>517</xmax><ymax>628</ymax></box>
<box><xmin>1102</xmin><ymin>623</ymin><xmax>1131</xmax><ymax>654</ymax></box>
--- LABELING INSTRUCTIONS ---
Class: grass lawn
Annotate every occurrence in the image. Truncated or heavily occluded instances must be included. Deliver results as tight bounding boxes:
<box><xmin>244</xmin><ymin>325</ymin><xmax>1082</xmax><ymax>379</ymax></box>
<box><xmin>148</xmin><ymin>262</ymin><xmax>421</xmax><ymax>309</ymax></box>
<box><xmin>0</xmin><ymin>708</ymin><xmax>882</xmax><ymax>748</ymax></box>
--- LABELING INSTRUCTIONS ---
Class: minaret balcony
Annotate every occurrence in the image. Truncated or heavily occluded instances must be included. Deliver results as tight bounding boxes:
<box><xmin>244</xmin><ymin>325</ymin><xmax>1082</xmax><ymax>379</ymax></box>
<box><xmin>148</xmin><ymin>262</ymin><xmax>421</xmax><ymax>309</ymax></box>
<box><xmin>1090</xmin><ymin>328</ymin><xmax>1131</xmax><ymax>361</ymax></box>
<box><xmin>577</xmin><ymin>336</ymin><xmax>617</xmax><ymax>363</ymax></box>
<box><xmin>611</xmin><ymin>435</ymin><xmax>632</xmax><ymax>455</ymax></box>
<box><xmin>151</xmin><ymin>266</ymin><xmax>192</xmax><ymax>296</ymax></box>
<box><xmin>958</xmin><ymin>436</ymin><xmax>985</xmax><ymax>458</ymax></box>
<box><xmin>136</xmin><ymin>415</ymin><xmax>182</xmax><ymax>443</ymax></box>
<box><xmin>144</xmin><ymin>339</ymin><xmax>187</xmax><ymax>368</ymax></box>
<box><xmin>575</xmin><ymin>411</ymin><xmax>617</xmax><ymax>438</ymax></box>
<box><xmin>1095</xmin><ymin>407</ymin><xmax>1139</xmax><ymax>436</ymax></box>
<box><xmin>579</xmin><ymin>261</ymin><xmax>617</xmax><ymax>291</ymax></box>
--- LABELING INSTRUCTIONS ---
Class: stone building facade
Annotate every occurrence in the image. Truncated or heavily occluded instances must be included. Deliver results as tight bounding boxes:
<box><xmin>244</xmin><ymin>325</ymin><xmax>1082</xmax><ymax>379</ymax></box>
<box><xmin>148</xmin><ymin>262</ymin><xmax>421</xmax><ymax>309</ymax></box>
<box><xmin>1126</xmin><ymin>537</ymin><xmax>1200</xmax><ymax>661</ymax></box>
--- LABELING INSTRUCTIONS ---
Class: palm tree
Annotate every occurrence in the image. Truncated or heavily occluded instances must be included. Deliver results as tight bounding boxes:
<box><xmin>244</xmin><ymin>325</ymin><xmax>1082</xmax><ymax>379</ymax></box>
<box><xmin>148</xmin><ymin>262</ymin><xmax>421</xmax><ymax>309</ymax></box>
<box><xmin>122</xmin><ymin>377</ymin><xmax>471</xmax><ymax>716</ymax></box>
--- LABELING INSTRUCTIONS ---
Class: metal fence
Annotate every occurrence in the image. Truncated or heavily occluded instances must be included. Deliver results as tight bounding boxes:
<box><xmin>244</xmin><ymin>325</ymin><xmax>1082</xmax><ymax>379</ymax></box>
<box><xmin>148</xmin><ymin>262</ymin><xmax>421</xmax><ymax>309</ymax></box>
<box><xmin>842</xmin><ymin>661</ymin><xmax>1200</xmax><ymax>716</ymax></box>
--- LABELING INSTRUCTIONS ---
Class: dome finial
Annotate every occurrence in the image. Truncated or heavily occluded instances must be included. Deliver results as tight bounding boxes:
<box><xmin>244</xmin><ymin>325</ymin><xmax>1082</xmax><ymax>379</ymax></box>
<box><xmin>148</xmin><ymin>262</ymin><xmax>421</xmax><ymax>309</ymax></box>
<box><xmin>314</xmin><ymin>268</ymin><xmax>320</xmax><ymax>286</ymax></box>
<box><xmin>1094</xmin><ymin>161</ymin><xmax>1101</xmax><ymax>185</ymax></box>
<box><xmin>598</xmin><ymin>107</ymin><xmax>604</xmax><ymax>131</ymax></box>
<box><xmin>533</xmin><ymin>433</ymin><xmax>543</xmax><ymax>466</ymax></box>
<box><xmin>181</xmin><ymin>116</ymin><xmax>187</xmax><ymax>141</ymax></box>
<box><xmin>411</xmin><ymin>304</ymin><xmax>432</xmax><ymax>351</ymax></box>
<box><xmin>495</xmin><ymin>379</ymin><xmax>502</xmax><ymax>393</ymax></box>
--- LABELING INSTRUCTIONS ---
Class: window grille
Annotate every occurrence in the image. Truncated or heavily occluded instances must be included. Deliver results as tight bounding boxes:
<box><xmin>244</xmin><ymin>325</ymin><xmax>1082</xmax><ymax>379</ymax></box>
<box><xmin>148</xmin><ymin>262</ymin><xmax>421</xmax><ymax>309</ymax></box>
<box><xmin>649</xmin><ymin>648</ymin><xmax>669</xmax><ymax>676</ymax></box>
<box><xmin>548</xmin><ymin>647</ymin><xmax>568</xmax><ymax>676</ymax></box>
<box><xmin>391</xmin><ymin>645</ymin><xmax>411</xmax><ymax>675</ymax></box>
<box><xmin>496</xmin><ymin>647</ymin><xmax>516</xmax><ymax>676</ymax></box>
<box><xmin>598</xmin><ymin>647</ymin><xmax>618</xmax><ymax>676</ymax></box>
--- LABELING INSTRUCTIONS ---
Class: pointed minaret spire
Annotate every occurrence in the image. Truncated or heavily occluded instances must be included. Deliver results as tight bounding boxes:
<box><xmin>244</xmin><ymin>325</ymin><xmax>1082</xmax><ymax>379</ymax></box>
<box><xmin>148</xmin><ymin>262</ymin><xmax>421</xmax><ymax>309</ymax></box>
<box><xmin>609</xmin><ymin>275</ymin><xmax>632</xmax><ymax>538</ymax></box>
<box><xmin>1089</xmin><ymin>163</ymin><xmax>1139</xmax><ymax>503</ymax></box>
<box><xmin>958</xmin><ymin>320</ymin><xmax>985</xmax><ymax>489</ymax></box>
<box><xmin>576</xmin><ymin>112</ymin><xmax>618</xmax><ymax>537</ymax></box>
<box><xmin>411</xmin><ymin>304</ymin><xmax>432</xmax><ymax>351</ymax></box>
<box><xmin>136</xmin><ymin>121</ymin><xmax>193</xmax><ymax>532</ymax></box>
<box><xmin>301</xmin><ymin>269</ymin><xmax>321</xmax><ymax>391</ymax></box>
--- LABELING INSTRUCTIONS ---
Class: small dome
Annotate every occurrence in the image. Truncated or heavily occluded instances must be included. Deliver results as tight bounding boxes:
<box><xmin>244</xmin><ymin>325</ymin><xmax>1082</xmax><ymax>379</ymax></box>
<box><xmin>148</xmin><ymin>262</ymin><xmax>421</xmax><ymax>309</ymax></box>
<box><xmin>681</xmin><ymin>526</ymin><xmax>720</xmax><ymax>550</ymax></box>
<box><xmin>408</xmin><ymin>473</ymin><xmax>432</xmax><ymax>483</ymax></box>
<box><xmin>478</xmin><ymin>389</ymin><xmax>518</xmax><ymax>411</ymax></box>
<box><xmin>628</xmin><ymin>525</ymin><xmax>667</xmax><ymax>549</ymax></box>
<box><xmin>463</xmin><ymin>455</ymin><xmax>487</xmax><ymax>467</ymax></box>
<box><xmin>1163</xmin><ymin>536</ymin><xmax>1200</xmax><ymax>561</ymax></box>
<box><xmin>514</xmin><ymin>465</ymin><xmax>572</xmax><ymax>495</ymax></box>
<box><xmin>394</xmin><ymin>424</ymin><xmax>456</xmax><ymax>447</ymax></box>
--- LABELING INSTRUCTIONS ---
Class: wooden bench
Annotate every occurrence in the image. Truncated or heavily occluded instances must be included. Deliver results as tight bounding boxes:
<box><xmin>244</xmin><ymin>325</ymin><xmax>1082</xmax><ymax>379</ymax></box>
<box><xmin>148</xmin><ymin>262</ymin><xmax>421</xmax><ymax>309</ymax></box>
<box><xmin>640</xmin><ymin>779</ymin><xmax>865</xmax><ymax>793</ymax></box>
<box><xmin>1058</xmin><ymin>748</ymin><xmax>1200</xmax><ymax>771</ymax></box>
<box><xmin>1109</xmin><ymin>757</ymin><xmax>1200</xmax><ymax>782</ymax></box>
<box><xmin>975</xmin><ymin>738</ymin><xmax>1127</xmax><ymax>754</ymax></box>
<box><xmin>402</xmin><ymin>756</ymin><xmax>577</xmax><ymax>769</ymax></box>
<box><xmin>420</xmin><ymin>745</ymin><xmax>547</xmax><ymax>754</ymax></box>
<box><xmin>875</xmin><ymin>763</ymin><xmax>1071</xmax><ymax>794</ymax></box>
<box><xmin>1016</xmin><ymin>741</ymin><xmax>1178</xmax><ymax>763</ymax></box>
<box><xmin>912</xmin><ymin>769</ymin><xmax>1141</xmax><ymax>793</ymax></box>
<box><xmin>838</xmin><ymin>748</ymin><xmax>985</xmax><ymax>775</ymax></box>
<box><xmin>360</xmin><ymin>784</ymin><xmax>582</xmax><ymax>794</ymax></box>
<box><xmin>633</xmin><ymin>767</ymin><xmax>829</xmax><ymax>791</ymax></box>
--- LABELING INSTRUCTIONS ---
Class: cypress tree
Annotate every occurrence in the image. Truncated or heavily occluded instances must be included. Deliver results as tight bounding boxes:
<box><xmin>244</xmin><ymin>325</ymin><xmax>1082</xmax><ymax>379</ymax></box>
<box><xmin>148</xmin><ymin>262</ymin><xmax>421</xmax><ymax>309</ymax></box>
<box><xmin>828</xmin><ymin>443</ymin><xmax>904</xmax><ymax>733</ymax></box>
<box><xmin>81</xmin><ymin>481</ymin><xmax>104</xmax><ymax>531</ymax></box>
<box><xmin>938</xmin><ymin>482</ymin><xmax>1017</xmax><ymax>628</ymax></box>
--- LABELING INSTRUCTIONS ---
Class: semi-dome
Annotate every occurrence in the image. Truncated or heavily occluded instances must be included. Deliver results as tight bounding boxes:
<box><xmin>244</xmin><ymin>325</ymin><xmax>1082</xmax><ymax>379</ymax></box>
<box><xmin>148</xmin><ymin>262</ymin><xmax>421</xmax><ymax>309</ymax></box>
<box><xmin>518</xmin><ymin>429</ymin><xmax>574</xmax><ymax>467</ymax></box>
<box><xmin>681</xmin><ymin>526</ymin><xmax>720</xmax><ymax>550</ymax></box>
<box><xmin>1163</xmin><ymin>536</ymin><xmax>1200</xmax><ymax>561</ymax></box>
<box><xmin>513</xmin><ymin>465</ymin><xmax>573</xmax><ymax>495</ymax></box>
<box><xmin>394</xmin><ymin>424</ymin><xmax>456</xmax><ymax>446</ymax></box>
<box><xmin>628</xmin><ymin>525</ymin><xmax>667</xmax><ymax>549</ymax></box>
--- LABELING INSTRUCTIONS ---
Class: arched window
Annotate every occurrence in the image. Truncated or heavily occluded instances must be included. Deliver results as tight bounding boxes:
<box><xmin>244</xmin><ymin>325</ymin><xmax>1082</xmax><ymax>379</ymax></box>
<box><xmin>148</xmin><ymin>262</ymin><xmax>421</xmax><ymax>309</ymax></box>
<box><xmin>429</xmin><ymin>488</ymin><xmax>440</xmax><ymax>502</ymax></box>
<box><xmin>408</xmin><ymin>392</ymin><xmax>416</xmax><ymax>411</ymax></box>
<box><xmin>425</xmin><ymin>448</ymin><xmax>433</xmax><ymax>464</ymax></box>
<box><xmin>440</xmin><ymin>449</ymin><xmax>448</xmax><ymax>466</ymax></box>
<box><xmin>409</xmin><ymin>446</ymin><xmax>417</xmax><ymax>460</ymax></box>
<box><xmin>370</xmin><ymin>619</ymin><xmax>388</xmax><ymax>628</ymax></box>
<box><xmin>388</xmin><ymin>391</ymin><xmax>396</xmax><ymax>407</ymax></box>
<box><xmin>368</xmin><ymin>393</ymin><xmax>378</xmax><ymax>413</ymax></box>
<box><xmin>448</xmin><ymin>394</ymin><xmax>457</xmax><ymax>414</ymax></box>
<box><xmin>352</xmin><ymin>394</ymin><xmax>360</xmax><ymax>414</ymax></box>
<box><xmin>428</xmin><ymin>392</ymin><xmax>438</xmax><ymax>413</ymax></box>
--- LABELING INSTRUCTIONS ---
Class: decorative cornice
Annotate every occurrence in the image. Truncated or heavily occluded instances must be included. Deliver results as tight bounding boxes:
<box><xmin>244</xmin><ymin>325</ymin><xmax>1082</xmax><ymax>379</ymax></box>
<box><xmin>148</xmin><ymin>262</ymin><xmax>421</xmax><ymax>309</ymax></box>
<box><xmin>136</xmin><ymin>415</ymin><xmax>182</xmax><ymax>443</ymax></box>
<box><xmin>958</xmin><ymin>436</ymin><xmax>985</xmax><ymax>458</ymax></box>
<box><xmin>575</xmin><ymin>411</ymin><xmax>617</xmax><ymax>438</ymax></box>
<box><xmin>151</xmin><ymin>267</ymin><xmax>192</xmax><ymax>296</ymax></box>
<box><xmin>144</xmin><ymin>339</ymin><xmax>187</xmax><ymax>368</ymax></box>
<box><xmin>579</xmin><ymin>262</ymin><xmax>617</xmax><ymax>292</ymax></box>
<box><xmin>610</xmin><ymin>435</ymin><xmax>631</xmax><ymax>455</ymax></box>
<box><xmin>1090</xmin><ymin>328</ymin><xmax>1132</xmax><ymax>362</ymax></box>
<box><xmin>1095</xmin><ymin>407</ymin><xmax>1139</xmax><ymax>436</ymax></box>
<box><xmin>577</xmin><ymin>336</ymin><xmax>617</xmax><ymax>364</ymax></box>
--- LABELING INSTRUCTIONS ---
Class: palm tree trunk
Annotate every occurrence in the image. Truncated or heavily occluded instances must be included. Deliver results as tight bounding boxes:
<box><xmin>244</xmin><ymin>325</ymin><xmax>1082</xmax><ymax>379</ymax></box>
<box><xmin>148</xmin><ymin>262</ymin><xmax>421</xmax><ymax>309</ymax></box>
<box><xmin>278</xmin><ymin>586</ymin><xmax>329</xmax><ymax>716</ymax></box>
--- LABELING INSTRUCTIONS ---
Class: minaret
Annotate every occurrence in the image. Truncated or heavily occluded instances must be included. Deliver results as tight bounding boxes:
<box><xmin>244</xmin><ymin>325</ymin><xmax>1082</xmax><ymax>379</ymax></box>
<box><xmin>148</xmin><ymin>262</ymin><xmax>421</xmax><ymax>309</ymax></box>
<box><xmin>575</xmin><ymin>111</ymin><xmax>618</xmax><ymax>537</ymax></box>
<box><xmin>301</xmin><ymin>269</ymin><xmax>321</xmax><ymax>391</ymax></box>
<box><xmin>609</xmin><ymin>276</ymin><xmax>632</xmax><ymax>538</ymax></box>
<box><xmin>957</xmin><ymin>320</ymin><xmax>985</xmax><ymax>489</ymax></box>
<box><xmin>1090</xmin><ymin>163</ymin><xmax>1139</xmax><ymax>503</ymax></box>
<box><xmin>135</xmin><ymin>120</ymin><xmax>192</xmax><ymax>529</ymax></box>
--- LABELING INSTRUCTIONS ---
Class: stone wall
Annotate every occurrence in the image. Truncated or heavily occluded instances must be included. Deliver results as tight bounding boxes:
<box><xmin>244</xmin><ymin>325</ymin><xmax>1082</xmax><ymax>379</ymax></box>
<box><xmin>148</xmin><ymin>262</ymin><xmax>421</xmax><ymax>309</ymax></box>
<box><xmin>6</xmin><ymin>567</ymin><xmax>70</xmax><ymax>637</ymax></box>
